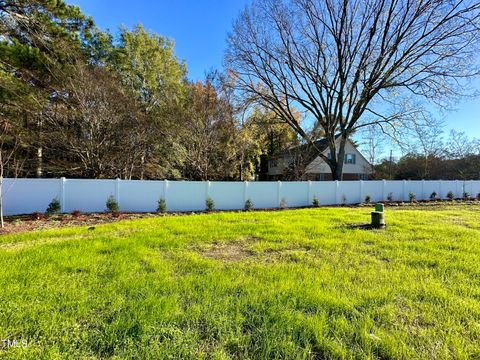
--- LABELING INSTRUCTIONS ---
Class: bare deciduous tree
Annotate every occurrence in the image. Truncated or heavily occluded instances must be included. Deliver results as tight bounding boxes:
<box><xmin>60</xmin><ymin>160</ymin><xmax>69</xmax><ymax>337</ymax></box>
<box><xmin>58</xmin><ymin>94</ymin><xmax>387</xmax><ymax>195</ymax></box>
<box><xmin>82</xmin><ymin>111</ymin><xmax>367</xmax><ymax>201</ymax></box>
<box><xmin>43</xmin><ymin>64</ymin><xmax>148</xmax><ymax>179</ymax></box>
<box><xmin>361</xmin><ymin>126</ymin><xmax>386</xmax><ymax>176</ymax></box>
<box><xmin>385</xmin><ymin>111</ymin><xmax>446</xmax><ymax>178</ymax></box>
<box><xmin>0</xmin><ymin>120</ymin><xmax>23</xmax><ymax>228</ymax></box>
<box><xmin>446</xmin><ymin>129</ymin><xmax>480</xmax><ymax>159</ymax></box>
<box><xmin>227</xmin><ymin>0</ymin><xmax>480</xmax><ymax>179</ymax></box>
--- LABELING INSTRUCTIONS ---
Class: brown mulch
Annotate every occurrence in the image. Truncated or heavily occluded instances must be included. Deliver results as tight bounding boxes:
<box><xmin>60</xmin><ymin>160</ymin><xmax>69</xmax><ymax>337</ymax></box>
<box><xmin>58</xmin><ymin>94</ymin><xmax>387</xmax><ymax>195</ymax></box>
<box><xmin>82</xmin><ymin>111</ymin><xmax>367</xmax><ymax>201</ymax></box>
<box><xmin>1</xmin><ymin>199</ymin><xmax>478</xmax><ymax>235</ymax></box>
<box><xmin>0</xmin><ymin>212</ymin><xmax>158</xmax><ymax>235</ymax></box>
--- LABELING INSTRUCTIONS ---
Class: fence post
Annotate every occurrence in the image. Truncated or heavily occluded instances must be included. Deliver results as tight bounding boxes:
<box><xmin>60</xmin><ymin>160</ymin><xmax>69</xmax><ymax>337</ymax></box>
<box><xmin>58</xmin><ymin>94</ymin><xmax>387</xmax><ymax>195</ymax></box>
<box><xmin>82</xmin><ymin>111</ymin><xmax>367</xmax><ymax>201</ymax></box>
<box><xmin>335</xmin><ymin>180</ymin><xmax>339</xmax><ymax>205</ymax></box>
<box><xmin>205</xmin><ymin>180</ymin><xmax>211</xmax><ymax>200</ymax></box>
<box><xmin>115</xmin><ymin>178</ymin><xmax>121</xmax><ymax>207</ymax></box>
<box><xmin>307</xmin><ymin>181</ymin><xmax>312</xmax><ymax>205</ymax></box>
<box><xmin>359</xmin><ymin>180</ymin><xmax>364</xmax><ymax>203</ymax></box>
<box><xmin>277</xmin><ymin>181</ymin><xmax>282</xmax><ymax>207</ymax></box>
<box><xmin>402</xmin><ymin>180</ymin><xmax>407</xmax><ymax>202</ymax></box>
<box><xmin>421</xmin><ymin>180</ymin><xmax>425</xmax><ymax>201</ymax></box>
<box><xmin>163</xmin><ymin>180</ymin><xmax>169</xmax><ymax>211</ymax></box>
<box><xmin>455</xmin><ymin>180</ymin><xmax>460</xmax><ymax>198</ymax></box>
<box><xmin>439</xmin><ymin>180</ymin><xmax>442</xmax><ymax>199</ymax></box>
<box><xmin>59</xmin><ymin>177</ymin><xmax>66</xmax><ymax>212</ymax></box>
<box><xmin>243</xmin><ymin>181</ymin><xmax>249</xmax><ymax>203</ymax></box>
<box><xmin>382</xmin><ymin>180</ymin><xmax>386</xmax><ymax>201</ymax></box>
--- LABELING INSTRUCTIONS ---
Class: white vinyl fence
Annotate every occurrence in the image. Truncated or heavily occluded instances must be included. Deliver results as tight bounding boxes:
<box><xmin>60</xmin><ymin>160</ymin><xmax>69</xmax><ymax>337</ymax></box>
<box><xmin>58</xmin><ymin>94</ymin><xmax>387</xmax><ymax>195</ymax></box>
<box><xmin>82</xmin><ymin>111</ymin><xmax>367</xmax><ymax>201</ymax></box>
<box><xmin>2</xmin><ymin>178</ymin><xmax>480</xmax><ymax>216</ymax></box>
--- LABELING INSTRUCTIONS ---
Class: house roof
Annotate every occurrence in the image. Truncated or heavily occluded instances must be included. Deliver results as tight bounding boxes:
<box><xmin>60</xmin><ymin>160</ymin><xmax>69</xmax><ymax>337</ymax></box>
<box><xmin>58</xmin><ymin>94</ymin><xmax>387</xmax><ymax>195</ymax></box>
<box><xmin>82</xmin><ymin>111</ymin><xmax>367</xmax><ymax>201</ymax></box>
<box><xmin>277</xmin><ymin>135</ymin><xmax>341</xmax><ymax>163</ymax></box>
<box><xmin>272</xmin><ymin>134</ymin><xmax>370</xmax><ymax>167</ymax></box>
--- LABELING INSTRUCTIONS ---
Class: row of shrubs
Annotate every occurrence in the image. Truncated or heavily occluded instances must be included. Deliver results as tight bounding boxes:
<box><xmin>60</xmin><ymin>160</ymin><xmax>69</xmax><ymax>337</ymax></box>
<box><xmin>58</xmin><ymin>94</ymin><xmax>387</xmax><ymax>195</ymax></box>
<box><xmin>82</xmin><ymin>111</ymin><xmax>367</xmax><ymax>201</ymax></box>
<box><xmin>364</xmin><ymin>190</ymin><xmax>480</xmax><ymax>204</ymax></box>
<box><xmin>41</xmin><ymin>195</ymin><xmax>319</xmax><ymax>217</ymax></box>
<box><xmin>40</xmin><ymin>190</ymin><xmax>480</xmax><ymax>217</ymax></box>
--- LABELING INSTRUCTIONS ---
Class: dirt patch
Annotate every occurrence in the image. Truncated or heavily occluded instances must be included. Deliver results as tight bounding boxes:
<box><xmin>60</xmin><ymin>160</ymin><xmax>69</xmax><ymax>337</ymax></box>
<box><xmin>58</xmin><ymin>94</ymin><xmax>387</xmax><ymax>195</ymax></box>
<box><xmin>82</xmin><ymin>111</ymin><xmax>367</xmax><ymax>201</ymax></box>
<box><xmin>202</xmin><ymin>242</ymin><xmax>255</xmax><ymax>261</ymax></box>
<box><xmin>444</xmin><ymin>216</ymin><xmax>480</xmax><ymax>229</ymax></box>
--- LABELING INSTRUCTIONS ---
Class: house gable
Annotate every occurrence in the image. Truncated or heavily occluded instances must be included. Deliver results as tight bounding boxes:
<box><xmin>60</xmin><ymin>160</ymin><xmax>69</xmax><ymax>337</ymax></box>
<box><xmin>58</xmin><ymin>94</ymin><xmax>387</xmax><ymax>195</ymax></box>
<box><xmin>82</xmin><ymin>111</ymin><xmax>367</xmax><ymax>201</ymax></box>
<box><xmin>305</xmin><ymin>139</ymin><xmax>371</xmax><ymax>175</ymax></box>
<box><xmin>264</xmin><ymin>137</ymin><xmax>371</xmax><ymax>180</ymax></box>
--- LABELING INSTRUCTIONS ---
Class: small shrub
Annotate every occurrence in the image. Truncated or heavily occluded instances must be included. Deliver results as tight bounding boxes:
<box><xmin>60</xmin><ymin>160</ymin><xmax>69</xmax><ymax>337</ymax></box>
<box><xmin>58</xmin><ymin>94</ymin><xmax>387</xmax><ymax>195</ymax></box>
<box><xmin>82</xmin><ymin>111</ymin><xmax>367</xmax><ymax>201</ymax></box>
<box><xmin>477</xmin><ymin>193</ymin><xmax>480</xmax><ymax>201</ymax></box>
<box><xmin>279</xmin><ymin>198</ymin><xmax>287</xmax><ymax>209</ymax></box>
<box><xmin>463</xmin><ymin>191</ymin><xmax>470</xmax><ymax>200</ymax></box>
<box><xmin>106</xmin><ymin>195</ymin><xmax>119</xmax><ymax>213</ymax></box>
<box><xmin>447</xmin><ymin>191</ymin><xmax>455</xmax><ymax>200</ymax></box>
<box><xmin>31</xmin><ymin>211</ymin><xmax>44</xmax><ymax>221</ymax></box>
<box><xmin>244</xmin><ymin>199</ymin><xmax>253</xmax><ymax>211</ymax></box>
<box><xmin>430</xmin><ymin>191</ymin><xmax>437</xmax><ymax>201</ymax></box>
<box><xmin>387</xmin><ymin>192</ymin><xmax>394</xmax><ymax>202</ymax></box>
<box><xmin>408</xmin><ymin>192</ymin><xmax>416</xmax><ymax>203</ymax></box>
<box><xmin>312</xmin><ymin>196</ymin><xmax>320</xmax><ymax>207</ymax></box>
<box><xmin>206</xmin><ymin>197</ymin><xmax>215</xmax><ymax>212</ymax></box>
<box><xmin>157</xmin><ymin>198</ymin><xmax>167</xmax><ymax>213</ymax></box>
<box><xmin>71</xmin><ymin>210</ymin><xmax>81</xmax><ymax>218</ymax></box>
<box><xmin>341</xmin><ymin>194</ymin><xmax>347</xmax><ymax>205</ymax></box>
<box><xmin>45</xmin><ymin>198</ymin><xmax>61</xmax><ymax>215</ymax></box>
<box><xmin>364</xmin><ymin>195</ymin><xmax>372</xmax><ymax>204</ymax></box>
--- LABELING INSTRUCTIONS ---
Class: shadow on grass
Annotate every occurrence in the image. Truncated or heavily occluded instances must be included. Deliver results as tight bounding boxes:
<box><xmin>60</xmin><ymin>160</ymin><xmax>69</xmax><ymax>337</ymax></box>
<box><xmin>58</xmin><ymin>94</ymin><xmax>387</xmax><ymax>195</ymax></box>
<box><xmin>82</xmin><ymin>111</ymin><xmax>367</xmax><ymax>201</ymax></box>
<box><xmin>338</xmin><ymin>223</ymin><xmax>387</xmax><ymax>231</ymax></box>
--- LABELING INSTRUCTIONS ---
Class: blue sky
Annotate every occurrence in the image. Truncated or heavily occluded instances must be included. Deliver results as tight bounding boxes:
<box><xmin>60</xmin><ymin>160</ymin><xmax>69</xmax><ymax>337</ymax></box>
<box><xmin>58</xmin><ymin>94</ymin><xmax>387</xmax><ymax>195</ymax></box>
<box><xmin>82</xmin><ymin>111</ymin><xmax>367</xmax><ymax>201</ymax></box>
<box><xmin>69</xmin><ymin>0</ymin><xmax>480</xmax><ymax>142</ymax></box>
<box><xmin>69</xmin><ymin>0</ymin><xmax>249</xmax><ymax>81</ymax></box>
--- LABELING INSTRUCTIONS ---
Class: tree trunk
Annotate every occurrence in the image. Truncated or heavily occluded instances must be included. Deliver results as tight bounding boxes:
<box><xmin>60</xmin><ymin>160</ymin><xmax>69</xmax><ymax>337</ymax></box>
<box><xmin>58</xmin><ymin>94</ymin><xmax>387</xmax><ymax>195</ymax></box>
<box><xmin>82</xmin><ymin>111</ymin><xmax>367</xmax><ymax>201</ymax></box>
<box><xmin>36</xmin><ymin>147</ymin><xmax>43</xmax><ymax>178</ymax></box>
<box><xmin>327</xmin><ymin>135</ymin><xmax>347</xmax><ymax>181</ymax></box>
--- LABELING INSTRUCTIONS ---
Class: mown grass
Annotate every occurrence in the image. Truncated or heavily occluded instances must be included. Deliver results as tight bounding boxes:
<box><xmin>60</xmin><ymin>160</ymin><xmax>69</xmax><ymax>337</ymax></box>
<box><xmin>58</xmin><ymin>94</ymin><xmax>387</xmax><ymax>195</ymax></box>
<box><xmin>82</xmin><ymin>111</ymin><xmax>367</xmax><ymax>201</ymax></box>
<box><xmin>1</xmin><ymin>204</ymin><xmax>480</xmax><ymax>359</ymax></box>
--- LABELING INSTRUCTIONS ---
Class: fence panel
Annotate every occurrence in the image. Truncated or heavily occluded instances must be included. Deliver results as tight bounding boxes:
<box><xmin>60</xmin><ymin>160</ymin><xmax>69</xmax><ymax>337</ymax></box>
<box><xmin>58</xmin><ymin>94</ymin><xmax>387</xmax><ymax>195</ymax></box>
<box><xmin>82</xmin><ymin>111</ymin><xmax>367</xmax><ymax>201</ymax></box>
<box><xmin>338</xmin><ymin>181</ymin><xmax>362</xmax><ymax>204</ymax></box>
<box><xmin>166</xmin><ymin>181</ymin><xmax>205</xmax><ymax>212</ymax></box>
<box><xmin>310</xmin><ymin>181</ymin><xmax>336</xmax><ymax>205</ymax></box>
<box><xmin>471</xmin><ymin>181</ymin><xmax>480</xmax><ymax>197</ymax></box>
<box><xmin>280</xmin><ymin>182</ymin><xmax>309</xmax><ymax>208</ymax></box>
<box><xmin>423</xmin><ymin>181</ymin><xmax>441</xmax><ymax>200</ymax></box>
<box><xmin>384</xmin><ymin>181</ymin><xmax>404</xmax><ymax>202</ymax></box>
<box><xmin>407</xmin><ymin>181</ymin><xmax>424</xmax><ymax>200</ymax></box>
<box><xmin>2</xmin><ymin>178</ymin><xmax>60</xmax><ymax>215</ymax></box>
<box><xmin>442</xmin><ymin>180</ymin><xmax>457</xmax><ymax>199</ymax></box>
<box><xmin>209</xmin><ymin>182</ymin><xmax>245</xmax><ymax>210</ymax></box>
<box><xmin>2</xmin><ymin>178</ymin><xmax>480</xmax><ymax>215</ymax></box>
<box><xmin>246</xmin><ymin>182</ymin><xmax>279</xmax><ymax>209</ymax></box>
<box><xmin>64</xmin><ymin>179</ymin><xmax>116</xmax><ymax>213</ymax></box>
<box><xmin>362</xmin><ymin>181</ymin><xmax>383</xmax><ymax>203</ymax></box>
<box><xmin>119</xmin><ymin>180</ymin><xmax>165</xmax><ymax>213</ymax></box>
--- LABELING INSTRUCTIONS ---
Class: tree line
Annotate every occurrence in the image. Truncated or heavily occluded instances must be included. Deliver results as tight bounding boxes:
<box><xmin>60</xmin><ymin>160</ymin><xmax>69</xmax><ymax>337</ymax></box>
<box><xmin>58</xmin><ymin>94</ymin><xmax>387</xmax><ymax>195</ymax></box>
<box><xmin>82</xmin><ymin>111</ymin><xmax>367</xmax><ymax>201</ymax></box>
<box><xmin>372</xmin><ymin>130</ymin><xmax>480</xmax><ymax>180</ymax></box>
<box><xmin>0</xmin><ymin>0</ymin><xmax>298</xmax><ymax>181</ymax></box>
<box><xmin>1</xmin><ymin>0</ymin><xmax>480</xmax><ymax>182</ymax></box>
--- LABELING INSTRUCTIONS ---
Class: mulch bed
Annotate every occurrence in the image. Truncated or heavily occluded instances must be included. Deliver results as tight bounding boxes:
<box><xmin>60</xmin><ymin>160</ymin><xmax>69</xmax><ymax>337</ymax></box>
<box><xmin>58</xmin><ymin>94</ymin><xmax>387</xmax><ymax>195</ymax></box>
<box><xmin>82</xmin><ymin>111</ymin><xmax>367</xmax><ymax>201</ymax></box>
<box><xmin>1</xmin><ymin>199</ymin><xmax>478</xmax><ymax>235</ymax></box>
<box><xmin>0</xmin><ymin>212</ymin><xmax>157</xmax><ymax>235</ymax></box>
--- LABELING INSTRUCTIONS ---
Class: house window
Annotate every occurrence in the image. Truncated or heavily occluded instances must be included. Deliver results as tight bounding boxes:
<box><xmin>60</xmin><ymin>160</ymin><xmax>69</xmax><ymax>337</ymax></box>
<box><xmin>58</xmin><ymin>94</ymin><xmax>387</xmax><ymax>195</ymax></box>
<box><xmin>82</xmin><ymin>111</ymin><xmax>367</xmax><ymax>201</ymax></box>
<box><xmin>345</xmin><ymin>153</ymin><xmax>356</xmax><ymax>164</ymax></box>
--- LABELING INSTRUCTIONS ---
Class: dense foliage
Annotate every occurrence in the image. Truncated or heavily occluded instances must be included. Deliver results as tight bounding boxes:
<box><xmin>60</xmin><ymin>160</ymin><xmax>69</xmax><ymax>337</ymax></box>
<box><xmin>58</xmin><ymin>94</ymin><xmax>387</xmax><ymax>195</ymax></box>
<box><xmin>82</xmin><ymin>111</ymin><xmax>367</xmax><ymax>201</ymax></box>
<box><xmin>0</xmin><ymin>1</ymin><xmax>296</xmax><ymax>180</ymax></box>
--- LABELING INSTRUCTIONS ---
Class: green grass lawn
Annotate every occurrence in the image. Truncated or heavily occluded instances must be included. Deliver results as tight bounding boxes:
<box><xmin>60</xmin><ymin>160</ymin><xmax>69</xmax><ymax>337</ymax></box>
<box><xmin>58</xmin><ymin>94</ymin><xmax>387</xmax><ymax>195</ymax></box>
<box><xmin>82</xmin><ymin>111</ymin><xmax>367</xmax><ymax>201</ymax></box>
<box><xmin>1</xmin><ymin>204</ymin><xmax>480</xmax><ymax>359</ymax></box>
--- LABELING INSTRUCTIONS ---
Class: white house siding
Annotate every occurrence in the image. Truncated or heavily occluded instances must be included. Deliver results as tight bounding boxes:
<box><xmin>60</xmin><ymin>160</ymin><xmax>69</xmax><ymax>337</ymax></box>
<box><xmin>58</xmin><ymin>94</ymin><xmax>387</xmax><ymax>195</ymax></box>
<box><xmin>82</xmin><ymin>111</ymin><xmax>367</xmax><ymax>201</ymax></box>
<box><xmin>305</xmin><ymin>140</ymin><xmax>370</xmax><ymax>176</ymax></box>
